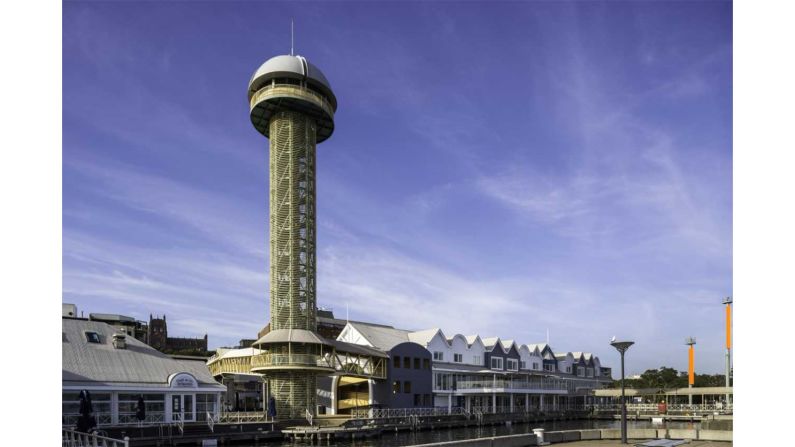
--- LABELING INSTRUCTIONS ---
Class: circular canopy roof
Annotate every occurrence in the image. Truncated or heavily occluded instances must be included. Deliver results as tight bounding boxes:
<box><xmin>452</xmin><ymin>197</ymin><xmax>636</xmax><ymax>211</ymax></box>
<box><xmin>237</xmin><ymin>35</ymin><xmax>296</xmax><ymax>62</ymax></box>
<box><xmin>248</xmin><ymin>54</ymin><xmax>336</xmax><ymax>109</ymax></box>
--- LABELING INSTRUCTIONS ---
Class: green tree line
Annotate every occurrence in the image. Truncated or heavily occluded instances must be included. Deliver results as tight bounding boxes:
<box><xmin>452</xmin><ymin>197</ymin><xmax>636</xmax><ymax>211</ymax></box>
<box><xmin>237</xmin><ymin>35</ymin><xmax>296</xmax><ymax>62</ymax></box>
<box><xmin>608</xmin><ymin>366</ymin><xmax>729</xmax><ymax>389</ymax></box>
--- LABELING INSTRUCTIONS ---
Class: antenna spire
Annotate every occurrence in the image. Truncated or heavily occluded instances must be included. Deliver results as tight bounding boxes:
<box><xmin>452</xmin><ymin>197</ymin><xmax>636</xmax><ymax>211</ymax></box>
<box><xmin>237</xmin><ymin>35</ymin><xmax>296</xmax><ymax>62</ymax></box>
<box><xmin>290</xmin><ymin>19</ymin><xmax>294</xmax><ymax>56</ymax></box>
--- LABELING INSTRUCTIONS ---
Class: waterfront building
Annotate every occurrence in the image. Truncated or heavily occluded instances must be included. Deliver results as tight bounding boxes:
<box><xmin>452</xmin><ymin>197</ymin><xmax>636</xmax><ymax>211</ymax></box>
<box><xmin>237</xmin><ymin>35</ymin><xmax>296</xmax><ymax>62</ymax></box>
<box><xmin>62</xmin><ymin>317</ymin><xmax>224</xmax><ymax>426</ymax></box>
<box><xmin>341</xmin><ymin>326</ymin><xmax>613</xmax><ymax>413</ymax></box>
<box><xmin>207</xmin><ymin>312</ymin><xmax>613</xmax><ymax>416</ymax></box>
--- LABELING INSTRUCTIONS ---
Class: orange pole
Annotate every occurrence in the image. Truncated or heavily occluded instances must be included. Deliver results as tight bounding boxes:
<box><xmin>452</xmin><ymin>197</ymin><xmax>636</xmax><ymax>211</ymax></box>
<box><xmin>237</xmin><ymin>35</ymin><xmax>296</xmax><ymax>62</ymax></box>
<box><xmin>726</xmin><ymin>304</ymin><xmax>731</xmax><ymax>349</ymax></box>
<box><xmin>688</xmin><ymin>345</ymin><xmax>695</xmax><ymax>385</ymax></box>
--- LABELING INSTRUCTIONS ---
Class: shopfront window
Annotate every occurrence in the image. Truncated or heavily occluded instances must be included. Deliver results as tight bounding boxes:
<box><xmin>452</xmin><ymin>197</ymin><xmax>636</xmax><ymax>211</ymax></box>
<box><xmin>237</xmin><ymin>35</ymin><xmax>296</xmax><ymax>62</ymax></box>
<box><xmin>196</xmin><ymin>394</ymin><xmax>218</xmax><ymax>421</ymax></box>
<box><xmin>62</xmin><ymin>392</ymin><xmax>112</xmax><ymax>426</ymax></box>
<box><xmin>118</xmin><ymin>393</ymin><xmax>165</xmax><ymax>424</ymax></box>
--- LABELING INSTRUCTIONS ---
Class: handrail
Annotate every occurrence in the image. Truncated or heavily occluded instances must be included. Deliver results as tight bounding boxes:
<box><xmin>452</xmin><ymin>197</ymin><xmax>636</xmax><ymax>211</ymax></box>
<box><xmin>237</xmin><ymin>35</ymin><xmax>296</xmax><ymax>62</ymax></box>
<box><xmin>62</xmin><ymin>428</ymin><xmax>129</xmax><ymax>447</ymax></box>
<box><xmin>207</xmin><ymin>411</ymin><xmax>215</xmax><ymax>433</ymax></box>
<box><xmin>218</xmin><ymin>411</ymin><xmax>271</xmax><ymax>424</ymax></box>
<box><xmin>250</xmin><ymin>84</ymin><xmax>335</xmax><ymax>119</ymax></box>
<box><xmin>175</xmin><ymin>413</ymin><xmax>184</xmax><ymax>435</ymax></box>
<box><xmin>251</xmin><ymin>353</ymin><xmax>333</xmax><ymax>369</ymax></box>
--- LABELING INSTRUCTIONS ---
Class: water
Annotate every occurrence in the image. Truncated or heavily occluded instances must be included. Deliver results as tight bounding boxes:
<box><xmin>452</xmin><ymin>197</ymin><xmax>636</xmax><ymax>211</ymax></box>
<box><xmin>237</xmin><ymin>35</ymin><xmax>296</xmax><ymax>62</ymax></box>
<box><xmin>249</xmin><ymin>420</ymin><xmax>701</xmax><ymax>447</ymax></box>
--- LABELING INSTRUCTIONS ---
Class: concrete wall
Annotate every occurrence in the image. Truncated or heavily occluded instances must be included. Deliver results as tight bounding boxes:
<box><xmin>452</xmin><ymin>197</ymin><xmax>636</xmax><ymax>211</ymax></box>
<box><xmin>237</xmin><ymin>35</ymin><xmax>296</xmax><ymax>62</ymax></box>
<box><xmin>406</xmin><ymin>428</ymin><xmax>733</xmax><ymax>446</ymax></box>
<box><xmin>699</xmin><ymin>429</ymin><xmax>733</xmax><ymax>441</ymax></box>
<box><xmin>408</xmin><ymin>433</ymin><xmax>536</xmax><ymax>447</ymax></box>
<box><xmin>667</xmin><ymin>428</ymin><xmax>698</xmax><ymax>440</ymax></box>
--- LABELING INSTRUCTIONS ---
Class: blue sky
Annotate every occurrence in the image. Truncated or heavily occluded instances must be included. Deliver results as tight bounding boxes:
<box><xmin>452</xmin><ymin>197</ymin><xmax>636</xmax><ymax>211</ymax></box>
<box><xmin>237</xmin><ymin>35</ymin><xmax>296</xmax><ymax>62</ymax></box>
<box><xmin>63</xmin><ymin>1</ymin><xmax>732</xmax><ymax>375</ymax></box>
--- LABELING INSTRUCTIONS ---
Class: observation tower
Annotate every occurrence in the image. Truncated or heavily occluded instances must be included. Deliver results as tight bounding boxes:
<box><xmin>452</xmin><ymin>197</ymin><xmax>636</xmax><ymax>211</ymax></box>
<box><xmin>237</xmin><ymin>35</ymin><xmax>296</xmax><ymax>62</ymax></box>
<box><xmin>247</xmin><ymin>54</ymin><xmax>337</xmax><ymax>419</ymax></box>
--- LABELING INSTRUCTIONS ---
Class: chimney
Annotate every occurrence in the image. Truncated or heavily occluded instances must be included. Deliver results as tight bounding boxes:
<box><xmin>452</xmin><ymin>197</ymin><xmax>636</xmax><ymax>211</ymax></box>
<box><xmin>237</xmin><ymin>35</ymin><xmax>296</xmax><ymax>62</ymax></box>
<box><xmin>112</xmin><ymin>332</ymin><xmax>127</xmax><ymax>349</ymax></box>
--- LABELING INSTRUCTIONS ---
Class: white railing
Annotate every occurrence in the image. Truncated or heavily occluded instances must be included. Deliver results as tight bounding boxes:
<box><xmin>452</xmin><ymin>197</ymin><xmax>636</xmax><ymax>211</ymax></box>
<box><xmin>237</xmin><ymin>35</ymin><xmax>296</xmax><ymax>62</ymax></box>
<box><xmin>174</xmin><ymin>413</ymin><xmax>184</xmax><ymax>435</ymax></box>
<box><xmin>63</xmin><ymin>412</ymin><xmax>165</xmax><ymax>427</ymax></box>
<box><xmin>592</xmin><ymin>403</ymin><xmax>733</xmax><ymax>413</ymax></box>
<box><xmin>63</xmin><ymin>413</ymin><xmax>113</xmax><ymax>427</ymax></box>
<box><xmin>218</xmin><ymin>411</ymin><xmax>270</xmax><ymax>423</ymax></box>
<box><xmin>305</xmin><ymin>408</ymin><xmax>313</xmax><ymax>426</ymax></box>
<box><xmin>62</xmin><ymin>428</ymin><xmax>129</xmax><ymax>447</ymax></box>
<box><xmin>207</xmin><ymin>412</ymin><xmax>215</xmax><ymax>432</ymax></box>
<box><xmin>442</xmin><ymin>378</ymin><xmax>569</xmax><ymax>392</ymax></box>
<box><xmin>350</xmin><ymin>407</ymin><xmax>467</xmax><ymax>419</ymax></box>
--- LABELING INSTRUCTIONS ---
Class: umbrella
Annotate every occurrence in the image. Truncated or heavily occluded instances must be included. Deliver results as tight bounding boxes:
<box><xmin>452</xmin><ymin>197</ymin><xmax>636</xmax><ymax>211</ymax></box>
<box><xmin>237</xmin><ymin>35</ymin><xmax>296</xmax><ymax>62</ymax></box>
<box><xmin>267</xmin><ymin>396</ymin><xmax>277</xmax><ymax>419</ymax></box>
<box><xmin>136</xmin><ymin>395</ymin><xmax>146</xmax><ymax>423</ymax></box>
<box><xmin>76</xmin><ymin>390</ymin><xmax>96</xmax><ymax>433</ymax></box>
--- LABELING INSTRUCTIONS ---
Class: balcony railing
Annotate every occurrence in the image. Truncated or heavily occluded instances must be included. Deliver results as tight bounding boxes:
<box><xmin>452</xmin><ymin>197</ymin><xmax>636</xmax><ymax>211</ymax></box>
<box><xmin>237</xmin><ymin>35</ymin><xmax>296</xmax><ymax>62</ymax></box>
<box><xmin>251</xmin><ymin>353</ymin><xmax>333</xmax><ymax>369</ymax></box>
<box><xmin>249</xmin><ymin>84</ymin><xmax>335</xmax><ymax>119</ymax></box>
<box><xmin>444</xmin><ymin>378</ymin><xmax>569</xmax><ymax>392</ymax></box>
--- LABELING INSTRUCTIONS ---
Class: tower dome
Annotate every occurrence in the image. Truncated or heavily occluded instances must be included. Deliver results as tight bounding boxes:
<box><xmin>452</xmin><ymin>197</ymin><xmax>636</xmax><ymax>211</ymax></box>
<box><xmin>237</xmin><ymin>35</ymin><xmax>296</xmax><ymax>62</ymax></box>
<box><xmin>247</xmin><ymin>54</ymin><xmax>337</xmax><ymax>109</ymax></box>
<box><xmin>247</xmin><ymin>54</ymin><xmax>336</xmax><ymax>142</ymax></box>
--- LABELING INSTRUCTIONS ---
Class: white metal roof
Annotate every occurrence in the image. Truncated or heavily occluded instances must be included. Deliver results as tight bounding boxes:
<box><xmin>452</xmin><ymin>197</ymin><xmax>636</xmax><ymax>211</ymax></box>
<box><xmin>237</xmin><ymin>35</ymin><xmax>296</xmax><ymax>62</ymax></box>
<box><xmin>62</xmin><ymin>318</ymin><xmax>222</xmax><ymax>389</ymax></box>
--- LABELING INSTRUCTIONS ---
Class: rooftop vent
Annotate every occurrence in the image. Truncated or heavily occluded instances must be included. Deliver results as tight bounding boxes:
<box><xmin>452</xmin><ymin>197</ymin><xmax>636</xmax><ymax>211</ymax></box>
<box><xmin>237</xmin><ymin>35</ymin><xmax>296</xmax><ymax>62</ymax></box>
<box><xmin>112</xmin><ymin>332</ymin><xmax>127</xmax><ymax>349</ymax></box>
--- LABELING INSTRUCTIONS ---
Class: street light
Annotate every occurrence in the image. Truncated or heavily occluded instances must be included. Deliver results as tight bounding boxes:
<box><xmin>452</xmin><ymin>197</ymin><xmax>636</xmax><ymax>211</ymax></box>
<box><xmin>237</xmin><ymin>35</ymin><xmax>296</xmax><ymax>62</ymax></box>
<box><xmin>722</xmin><ymin>296</ymin><xmax>732</xmax><ymax>406</ymax></box>
<box><xmin>610</xmin><ymin>339</ymin><xmax>634</xmax><ymax>445</ymax></box>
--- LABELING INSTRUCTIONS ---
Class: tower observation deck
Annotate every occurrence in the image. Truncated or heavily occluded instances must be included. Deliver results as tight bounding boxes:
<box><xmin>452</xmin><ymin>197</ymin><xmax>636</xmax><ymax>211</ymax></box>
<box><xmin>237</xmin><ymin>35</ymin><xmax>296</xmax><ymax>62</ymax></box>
<box><xmin>247</xmin><ymin>54</ymin><xmax>337</xmax><ymax>419</ymax></box>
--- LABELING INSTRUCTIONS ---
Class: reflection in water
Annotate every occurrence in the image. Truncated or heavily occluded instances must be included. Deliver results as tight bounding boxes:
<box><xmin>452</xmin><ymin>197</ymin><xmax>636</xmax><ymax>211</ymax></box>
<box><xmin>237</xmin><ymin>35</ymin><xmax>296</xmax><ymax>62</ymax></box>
<box><xmin>255</xmin><ymin>420</ymin><xmax>701</xmax><ymax>447</ymax></box>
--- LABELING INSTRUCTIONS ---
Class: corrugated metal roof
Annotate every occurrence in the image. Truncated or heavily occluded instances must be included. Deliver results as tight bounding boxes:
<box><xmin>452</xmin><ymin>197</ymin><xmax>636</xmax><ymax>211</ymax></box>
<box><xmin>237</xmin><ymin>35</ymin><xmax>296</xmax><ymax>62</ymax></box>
<box><xmin>62</xmin><ymin>319</ymin><xmax>222</xmax><ymax>388</ymax></box>
<box><xmin>407</xmin><ymin>328</ymin><xmax>441</xmax><ymax>346</ymax></box>
<box><xmin>347</xmin><ymin>322</ymin><xmax>411</xmax><ymax>351</ymax></box>
<box><xmin>254</xmin><ymin>328</ymin><xmax>329</xmax><ymax>346</ymax></box>
<box><xmin>325</xmin><ymin>339</ymin><xmax>389</xmax><ymax>358</ymax></box>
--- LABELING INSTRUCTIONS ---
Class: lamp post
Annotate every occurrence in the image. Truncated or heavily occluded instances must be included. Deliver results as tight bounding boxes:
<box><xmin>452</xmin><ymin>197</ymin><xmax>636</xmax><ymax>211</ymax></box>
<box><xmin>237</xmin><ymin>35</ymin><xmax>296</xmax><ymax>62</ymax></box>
<box><xmin>685</xmin><ymin>337</ymin><xmax>696</xmax><ymax>406</ymax></box>
<box><xmin>610</xmin><ymin>340</ymin><xmax>634</xmax><ymax>445</ymax></box>
<box><xmin>722</xmin><ymin>296</ymin><xmax>732</xmax><ymax>406</ymax></box>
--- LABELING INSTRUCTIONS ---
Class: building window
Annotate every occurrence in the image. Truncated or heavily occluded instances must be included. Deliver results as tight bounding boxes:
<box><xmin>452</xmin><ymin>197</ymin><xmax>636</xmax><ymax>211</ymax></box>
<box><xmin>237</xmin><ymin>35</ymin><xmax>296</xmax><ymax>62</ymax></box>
<box><xmin>544</xmin><ymin>363</ymin><xmax>554</xmax><ymax>372</ymax></box>
<box><xmin>423</xmin><ymin>358</ymin><xmax>431</xmax><ymax>370</ymax></box>
<box><xmin>473</xmin><ymin>355</ymin><xmax>482</xmax><ymax>365</ymax></box>
<box><xmin>435</xmin><ymin>373</ymin><xmax>450</xmax><ymax>390</ymax></box>
<box><xmin>454</xmin><ymin>353</ymin><xmax>463</xmax><ymax>363</ymax></box>
<box><xmin>578</xmin><ymin>368</ymin><xmax>585</xmax><ymax>377</ymax></box>
<box><xmin>393</xmin><ymin>356</ymin><xmax>401</xmax><ymax>368</ymax></box>
<box><xmin>507</xmin><ymin>359</ymin><xmax>518</xmax><ymax>371</ymax></box>
<box><xmin>433</xmin><ymin>351</ymin><xmax>444</xmax><ymax>361</ymax></box>
<box><xmin>520</xmin><ymin>361</ymin><xmax>526</xmax><ymax>369</ymax></box>
<box><xmin>424</xmin><ymin>394</ymin><xmax>432</xmax><ymax>407</ymax></box>
<box><xmin>404</xmin><ymin>356</ymin><xmax>411</xmax><ymax>369</ymax></box>
<box><xmin>565</xmin><ymin>366</ymin><xmax>572</xmax><ymax>373</ymax></box>
<box><xmin>414</xmin><ymin>358</ymin><xmax>421</xmax><ymax>369</ymax></box>
<box><xmin>404</xmin><ymin>381</ymin><xmax>412</xmax><ymax>393</ymax></box>
<box><xmin>533</xmin><ymin>362</ymin><xmax>539</xmax><ymax>370</ymax></box>
<box><xmin>587</xmin><ymin>368</ymin><xmax>594</xmax><ymax>377</ymax></box>
<box><xmin>84</xmin><ymin>332</ymin><xmax>101</xmax><ymax>343</ymax></box>
<box><xmin>393</xmin><ymin>381</ymin><xmax>401</xmax><ymax>394</ymax></box>
<box><xmin>490</xmin><ymin>357</ymin><xmax>503</xmax><ymax>370</ymax></box>
<box><xmin>414</xmin><ymin>394</ymin><xmax>421</xmax><ymax>406</ymax></box>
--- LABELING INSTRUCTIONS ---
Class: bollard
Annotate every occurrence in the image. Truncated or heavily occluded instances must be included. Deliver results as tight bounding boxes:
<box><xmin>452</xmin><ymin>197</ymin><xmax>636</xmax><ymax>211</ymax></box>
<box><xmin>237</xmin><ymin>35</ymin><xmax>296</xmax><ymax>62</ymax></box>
<box><xmin>533</xmin><ymin>428</ymin><xmax>550</xmax><ymax>445</ymax></box>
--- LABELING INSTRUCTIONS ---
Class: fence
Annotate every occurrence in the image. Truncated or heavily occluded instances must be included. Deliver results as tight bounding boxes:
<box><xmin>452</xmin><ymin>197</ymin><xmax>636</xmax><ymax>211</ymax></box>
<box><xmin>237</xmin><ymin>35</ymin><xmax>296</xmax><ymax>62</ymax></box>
<box><xmin>217</xmin><ymin>411</ymin><xmax>272</xmax><ymax>423</ymax></box>
<box><xmin>591</xmin><ymin>403</ymin><xmax>733</xmax><ymax>413</ymax></box>
<box><xmin>62</xmin><ymin>428</ymin><xmax>128</xmax><ymax>447</ymax></box>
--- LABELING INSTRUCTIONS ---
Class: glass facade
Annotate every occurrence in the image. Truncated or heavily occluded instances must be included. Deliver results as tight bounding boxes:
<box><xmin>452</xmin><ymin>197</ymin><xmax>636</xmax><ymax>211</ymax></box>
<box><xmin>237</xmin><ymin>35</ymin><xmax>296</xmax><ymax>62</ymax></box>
<box><xmin>61</xmin><ymin>390</ymin><xmax>220</xmax><ymax>426</ymax></box>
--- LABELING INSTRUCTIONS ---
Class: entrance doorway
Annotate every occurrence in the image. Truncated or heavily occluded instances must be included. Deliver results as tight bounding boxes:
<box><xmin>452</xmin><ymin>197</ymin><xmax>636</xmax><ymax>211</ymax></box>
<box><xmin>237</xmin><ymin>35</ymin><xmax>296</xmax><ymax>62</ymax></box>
<box><xmin>172</xmin><ymin>394</ymin><xmax>195</xmax><ymax>422</ymax></box>
<box><xmin>336</xmin><ymin>376</ymin><xmax>369</xmax><ymax>415</ymax></box>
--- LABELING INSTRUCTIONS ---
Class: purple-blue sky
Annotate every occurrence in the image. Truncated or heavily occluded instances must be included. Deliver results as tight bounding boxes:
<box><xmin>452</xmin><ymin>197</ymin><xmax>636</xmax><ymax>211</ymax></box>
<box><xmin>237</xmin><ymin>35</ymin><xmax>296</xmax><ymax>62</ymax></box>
<box><xmin>63</xmin><ymin>1</ymin><xmax>732</xmax><ymax>375</ymax></box>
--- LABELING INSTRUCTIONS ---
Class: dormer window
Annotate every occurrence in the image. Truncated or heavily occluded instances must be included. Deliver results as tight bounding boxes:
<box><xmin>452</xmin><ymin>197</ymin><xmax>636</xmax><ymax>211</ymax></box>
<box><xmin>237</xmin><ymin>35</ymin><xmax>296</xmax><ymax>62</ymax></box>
<box><xmin>85</xmin><ymin>332</ymin><xmax>101</xmax><ymax>343</ymax></box>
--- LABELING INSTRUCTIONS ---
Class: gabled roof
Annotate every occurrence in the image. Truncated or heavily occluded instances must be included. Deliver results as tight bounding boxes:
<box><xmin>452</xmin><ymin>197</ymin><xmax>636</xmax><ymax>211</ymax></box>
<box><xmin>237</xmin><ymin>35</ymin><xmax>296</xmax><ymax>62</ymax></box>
<box><xmin>464</xmin><ymin>335</ymin><xmax>484</xmax><ymax>347</ymax></box>
<box><xmin>345</xmin><ymin>321</ymin><xmax>412</xmax><ymax>351</ymax></box>
<box><xmin>481</xmin><ymin>337</ymin><xmax>501</xmax><ymax>349</ymax></box>
<box><xmin>408</xmin><ymin>328</ymin><xmax>443</xmax><ymax>346</ymax></box>
<box><xmin>63</xmin><ymin>318</ymin><xmax>222</xmax><ymax>388</ymax></box>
